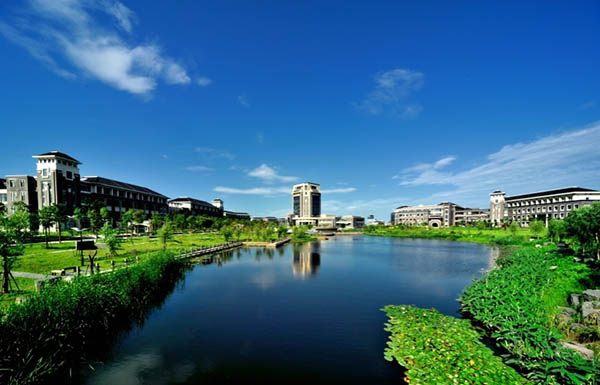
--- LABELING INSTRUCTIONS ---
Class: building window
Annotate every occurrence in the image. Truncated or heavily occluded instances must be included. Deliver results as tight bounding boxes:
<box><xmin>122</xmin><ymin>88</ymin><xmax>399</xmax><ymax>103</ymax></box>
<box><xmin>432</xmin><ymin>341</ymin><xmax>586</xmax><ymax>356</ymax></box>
<box><xmin>9</xmin><ymin>180</ymin><xmax>14</xmax><ymax>187</ymax></box>
<box><xmin>67</xmin><ymin>171</ymin><xmax>73</xmax><ymax>179</ymax></box>
<box><xmin>574</xmin><ymin>204</ymin><xmax>579</xmax><ymax>209</ymax></box>
<box><xmin>567</xmin><ymin>205</ymin><xmax>572</xmax><ymax>210</ymax></box>
<box><xmin>560</xmin><ymin>205</ymin><xmax>564</xmax><ymax>211</ymax></box>
<box><xmin>21</xmin><ymin>192</ymin><xmax>26</xmax><ymax>201</ymax></box>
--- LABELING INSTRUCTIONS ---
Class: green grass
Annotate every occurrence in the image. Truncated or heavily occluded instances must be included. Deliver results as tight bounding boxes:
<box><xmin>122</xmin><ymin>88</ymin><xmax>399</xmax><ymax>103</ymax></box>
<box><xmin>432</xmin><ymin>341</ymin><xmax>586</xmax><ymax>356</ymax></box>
<box><xmin>364</xmin><ymin>225</ymin><xmax>540</xmax><ymax>246</ymax></box>
<box><xmin>0</xmin><ymin>278</ymin><xmax>36</xmax><ymax>311</ymax></box>
<box><xmin>13</xmin><ymin>233</ymin><xmax>226</xmax><ymax>275</ymax></box>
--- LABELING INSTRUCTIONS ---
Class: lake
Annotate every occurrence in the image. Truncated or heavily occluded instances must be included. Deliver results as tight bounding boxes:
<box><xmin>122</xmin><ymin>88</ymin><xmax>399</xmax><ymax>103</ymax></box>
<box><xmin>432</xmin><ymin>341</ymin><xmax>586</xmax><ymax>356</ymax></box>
<box><xmin>79</xmin><ymin>235</ymin><xmax>495</xmax><ymax>385</ymax></box>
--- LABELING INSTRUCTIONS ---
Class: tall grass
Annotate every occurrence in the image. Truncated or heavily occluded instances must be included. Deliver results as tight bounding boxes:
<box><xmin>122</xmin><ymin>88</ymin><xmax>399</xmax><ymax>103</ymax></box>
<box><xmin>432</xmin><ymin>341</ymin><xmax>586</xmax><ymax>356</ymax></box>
<box><xmin>0</xmin><ymin>251</ymin><xmax>185</xmax><ymax>385</ymax></box>
<box><xmin>460</xmin><ymin>247</ymin><xmax>599</xmax><ymax>384</ymax></box>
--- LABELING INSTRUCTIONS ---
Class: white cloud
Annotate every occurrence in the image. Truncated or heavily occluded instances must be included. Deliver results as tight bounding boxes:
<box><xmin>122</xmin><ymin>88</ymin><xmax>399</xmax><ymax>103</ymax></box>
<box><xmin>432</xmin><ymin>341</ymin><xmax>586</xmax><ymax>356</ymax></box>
<box><xmin>185</xmin><ymin>165</ymin><xmax>214</xmax><ymax>172</ymax></box>
<box><xmin>238</xmin><ymin>94</ymin><xmax>249</xmax><ymax>107</ymax></box>
<box><xmin>397</xmin><ymin>121</ymin><xmax>600</xmax><ymax>206</ymax></box>
<box><xmin>321</xmin><ymin>187</ymin><xmax>357</xmax><ymax>194</ymax></box>
<box><xmin>196</xmin><ymin>76</ymin><xmax>212</xmax><ymax>86</ymax></box>
<box><xmin>0</xmin><ymin>0</ymin><xmax>196</xmax><ymax>95</ymax></box>
<box><xmin>248</xmin><ymin>164</ymin><xmax>298</xmax><ymax>183</ymax></box>
<box><xmin>357</xmin><ymin>68</ymin><xmax>424</xmax><ymax>117</ymax></box>
<box><xmin>214</xmin><ymin>186</ymin><xmax>291</xmax><ymax>195</ymax></box>
<box><xmin>194</xmin><ymin>147</ymin><xmax>235</xmax><ymax>160</ymax></box>
<box><xmin>323</xmin><ymin>196</ymin><xmax>405</xmax><ymax>213</ymax></box>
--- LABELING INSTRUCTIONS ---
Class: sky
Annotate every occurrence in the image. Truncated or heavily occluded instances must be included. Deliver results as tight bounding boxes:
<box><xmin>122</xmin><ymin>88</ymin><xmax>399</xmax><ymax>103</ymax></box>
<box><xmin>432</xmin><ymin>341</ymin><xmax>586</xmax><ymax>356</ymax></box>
<box><xmin>1</xmin><ymin>0</ymin><xmax>599</xmax><ymax>220</ymax></box>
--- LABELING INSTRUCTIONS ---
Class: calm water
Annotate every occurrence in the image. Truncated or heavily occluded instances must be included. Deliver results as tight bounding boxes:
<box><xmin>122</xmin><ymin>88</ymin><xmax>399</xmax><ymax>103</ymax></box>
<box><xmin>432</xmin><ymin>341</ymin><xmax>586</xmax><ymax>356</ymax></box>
<box><xmin>80</xmin><ymin>236</ymin><xmax>495</xmax><ymax>385</ymax></box>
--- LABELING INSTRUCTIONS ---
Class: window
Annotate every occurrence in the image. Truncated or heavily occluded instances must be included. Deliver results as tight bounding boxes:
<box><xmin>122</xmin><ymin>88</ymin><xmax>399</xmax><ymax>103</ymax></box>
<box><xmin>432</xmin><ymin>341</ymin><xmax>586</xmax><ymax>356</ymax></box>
<box><xmin>9</xmin><ymin>180</ymin><xmax>14</xmax><ymax>187</ymax></box>
<box><xmin>575</xmin><ymin>204</ymin><xmax>579</xmax><ymax>209</ymax></box>
<box><xmin>67</xmin><ymin>171</ymin><xmax>72</xmax><ymax>179</ymax></box>
<box><xmin>567</xmin><ymin>205</ymin><xmax>572</xmax><ymax>210</ymax></box>
<box><xmin>19</xmin><ymin>180</ymin><xmax>24</xmax><ymax>187</ymax></box>
<box><xmin>21</xmin><ymin>192</ymin><xmax>26</xmax><ymax>201</ymax></box>
<box><xmin>42</xmin><ymin>169</ymin><xmax>48</xmax><ymax>177</ymax></box>
<box><xmin>560</xmin><ymin>205</ymin><xmax>564</xmax><ymax>211</ymax></box>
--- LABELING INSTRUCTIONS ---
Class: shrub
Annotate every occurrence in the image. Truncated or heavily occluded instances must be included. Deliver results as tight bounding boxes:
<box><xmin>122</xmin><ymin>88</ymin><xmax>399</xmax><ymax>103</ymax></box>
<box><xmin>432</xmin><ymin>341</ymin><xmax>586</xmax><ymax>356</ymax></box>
<box><xmin>0</xmin><ymin>252</ymin><xmax>185</xmax><ymax>385</ymax></box>
<box><xmin>460</xmin><ymin>248</ymin><xmax>599</xmax><ymax>384</ymax></box>
<box><xmin>382</xmin><ymin>305</ymin><xmax>528</xmax><ymax>385</ymax></box>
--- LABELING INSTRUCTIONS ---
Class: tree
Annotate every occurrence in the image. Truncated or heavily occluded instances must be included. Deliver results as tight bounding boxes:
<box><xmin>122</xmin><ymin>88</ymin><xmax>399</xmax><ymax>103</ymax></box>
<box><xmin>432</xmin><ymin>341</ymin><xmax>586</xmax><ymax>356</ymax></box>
<box><xmin>529</xmin><ymin>219</ymin><xmax>545</xmax><ymax>239</ymax></box>
<box><xmin>173</xmin><ymin>213</ymin><xmax>186</xmax><ymax>232</ymax></box>
<box><xmin>0</xmin><ymin>206</ymin><xmax>29</xmax><ymax>293</ymax></box>
<box><xmin>100</xmin><ymin>223</ymin><xmax>122</xmax><ymax>257</ymax></box>
<box><xmin>121</xmin><ymin>209</ymin><xmax>135</xmax><ymax>236</ymax></box>
<box><xmin>100</xmin><ymin>207</ymin><xmax>111</xmax><ymax>226</ymax></box>
<box><xmin>132</xmin><ymin>210</ymin><xmax>146</xmax><ymax>233</ymax></box>
<box><xmin>277</xmin><ymin>225</ymin><xmax>288</xmax><ymax>239</ymax></box>
<box><xmin>50</xmin><ymin>203</ymin><xmax>67</xmax><ymax>243</ymax></box>
<box><xmin>547</xmin><ymin>219</ymin><xmax>567</xmax><ymax>244</ymax></box>
<box><xmin>157</xmin><ymin>221</ymin><xmax>174</xmax><ymax>250</ymax></box>
<box><xmin>220</xmin><ymin>225</ymin><xmax>233</xmax><ymax>242</ymax></box>
<box><xmin>88</xmin><ymin>208</ymin><xmax>103</xmax><ymax>239</ymax></box>
<box><xmin>565</xmin><ymin>203</ymin><xmax>600</xmax><ymax>260</ymax></box>
<box><xmin>151</xmin><ymin>213</ymin><xmax>164</xmax><ymax>233</ymax></box>
<box><xmin>509</xmin><ymin>221</ymin><xmax>519</xmax><ymax>237</ymax></box>
<box><xmin>38</xmin><ymin>205</ymin><xmax>56</xmax><ymax>248</ymax></box>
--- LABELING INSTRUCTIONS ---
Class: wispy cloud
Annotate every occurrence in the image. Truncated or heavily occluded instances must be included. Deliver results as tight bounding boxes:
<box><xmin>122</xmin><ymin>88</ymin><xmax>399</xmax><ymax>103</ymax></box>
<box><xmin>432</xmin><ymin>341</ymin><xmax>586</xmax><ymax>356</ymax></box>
<box><xmin>578</xmin><ymin>100</ymin><xmax>597</xmax><ymax>110</ymax></box>
<box><xmin>323</xmin><ymin>196</ymin><xmax>405</xmax><ymax>213</ymax></box>
<box><xmin>396</xmin><ymin>121</ymin><xmax>600</xmax><ymax>206</ymax></box>
<box><xmin>214</xmin><ymin>186</ymin><xmax>290</xmax><ymax>196</ymax></box>
<box><xmin>321</xmin><ymin>187</ymin><xmax>357</xmax><ymax>194</ymax></box>
<box><xmin>185</xmin><ymin>165</ymin><xmax>214</xmax><ymax>172</ymax></box>
<box><xmin>194</xmin><ymin>147</ymin><xmax>235</xmax><ymax>160</ymax></box>
<box><xmin>196</xmin><ymin>77</ymin><xmax>212</xmax><ymax>86</ymax></box>
<box><xmin>238</xmin><ymin>94</ymin><xmax>249</xmax><ymax>107</ymax></box>
<box><xmin>357</xmin><ymin>68</ymin><xmax>424</xmax><ymax>117</ymax></box>
<box><xmin>248</xmin><ymin>164</ymin><xmax>298</xmax><ymax>183</ymax></box>
<box><xmin>0</xmin><ymin>0</ymin><xmax>200</xmax><ymax>95</ymax></box>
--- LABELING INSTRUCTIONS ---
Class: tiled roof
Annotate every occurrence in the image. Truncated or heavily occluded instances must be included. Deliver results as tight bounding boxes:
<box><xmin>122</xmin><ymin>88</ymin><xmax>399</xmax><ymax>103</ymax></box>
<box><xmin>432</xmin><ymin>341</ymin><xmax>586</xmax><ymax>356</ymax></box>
<box><xmin>81</xmin><ymin>176</ymin><xmax>167</xmax><ymax>198</ymax></box>
<box><xmin>506</xmin><ymin>186</ymin><xmax>598</xmax><ymax>200</ymax></box>
<box><xmin>34</xmin><ymin>151</ymin><xmax>81</xmax><ymax>163</ymax></box>
<box><xmin>168</xmin><ymin>197</ymin><xmax>217</xmax><ymax>208</ymax></box>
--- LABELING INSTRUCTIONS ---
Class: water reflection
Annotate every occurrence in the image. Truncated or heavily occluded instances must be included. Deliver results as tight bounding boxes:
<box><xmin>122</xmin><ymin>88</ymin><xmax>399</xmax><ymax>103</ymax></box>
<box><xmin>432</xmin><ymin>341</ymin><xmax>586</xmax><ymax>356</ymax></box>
<box><xmin>292</xmin><ymin>242</ymin><xmax>321</xmax><ymax>278</ymax></box>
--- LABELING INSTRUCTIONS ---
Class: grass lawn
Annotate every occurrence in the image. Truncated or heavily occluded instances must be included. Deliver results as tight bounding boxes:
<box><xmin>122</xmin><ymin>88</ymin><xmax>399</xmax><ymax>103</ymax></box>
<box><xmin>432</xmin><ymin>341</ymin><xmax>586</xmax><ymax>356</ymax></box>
<box><xmin>0</xmin><ymin>277</ymin><xmax>36</xmax><ymax>311</ymax></box>
<box><xmin>13</xmin><ymin>232</ymin><xmax>227</xmax><ymax>275</ymax></box>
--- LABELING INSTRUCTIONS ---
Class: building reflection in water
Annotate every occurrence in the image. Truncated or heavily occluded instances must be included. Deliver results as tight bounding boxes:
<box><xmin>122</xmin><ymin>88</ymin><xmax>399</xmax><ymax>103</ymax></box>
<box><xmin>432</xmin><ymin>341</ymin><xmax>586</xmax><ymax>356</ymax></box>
<box><xmin>292</xmin><ymin>242</ymin><xmax>321</xmax><ymax>278</ymax></box>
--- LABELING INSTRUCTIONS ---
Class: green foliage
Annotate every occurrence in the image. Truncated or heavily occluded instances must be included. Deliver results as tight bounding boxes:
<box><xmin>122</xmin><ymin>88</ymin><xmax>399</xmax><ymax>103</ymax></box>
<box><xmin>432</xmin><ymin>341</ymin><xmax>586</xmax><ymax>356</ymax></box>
<box><xmin>0</xmin><ymin>207</ymin><xmax>28</xmax><ymax>294</ymax></box>
<box><xmin>382</xmin><ymin>305</ymin><xmax>528</xmax><ymax>385</ymax></box>
<box><xmin>220</xmin><ymin>225</ymin><xmax>233</xmax><ymax>242</ymax></box>
<box><xmin>100</xmin><ymin>223</ymin><xmax>122</xmax><ymax>256</ymax></box>
<box><xmin>151</xmin><ymin>213</ymin><xmax>164</xmax><ymax>233</ymax></box>
<box><xmin>291</xmin><ymin>226</ymin><xmax>316</xmax><ymax>242</ymax></box>
<box><xmin>460</xmin><ymin>248</ymin><xmax>599</xmax><ymax>384</ymax></box>
<box><xmin>0</xmin><ymin>252</ymin><xmax>185</xmax><ymax>384</ymax></box>
<box><xmin>565</xmin><ymin>203</ymin><xmax>600</xmax><ymax>260</ymax></box>
<box><xmin>510</xmin><ymin>221</ymin><xmax>520</xmax><ymax>236</ymax></box>
<box><xmin>530</xmin><ymin>219</ymin><xmax>545</xmax><ymax>239</ymax></box>
<box><xmin>157</xmin><ymin>221</ymin><xmax>174</xmax><ymax>250</ymax></box>
<box><xmin>548</xmin><ymin>219</ymin><xmax>567</xmax><ymax>244</ymax></box>
<box><xmin>37</xmin><ymin>205</ymin><xmax>56</xmax><ymax>248</ymax></box>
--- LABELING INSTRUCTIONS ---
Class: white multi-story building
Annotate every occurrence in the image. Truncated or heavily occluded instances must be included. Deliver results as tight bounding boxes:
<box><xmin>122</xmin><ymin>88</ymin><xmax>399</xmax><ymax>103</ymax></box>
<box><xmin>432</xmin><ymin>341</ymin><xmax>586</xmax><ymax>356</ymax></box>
<box><xmin>290</xmin><ymin>182</ymin><xmax>321</xmax><ymax>226</ymax></box>
<box><xmin>391</xmin><ymin>202</ymin><xmax>489</xmax><ymax>227</ymax></box>
<box><xmin>489</xmin><ymin>187</ymin><xmax>600</xmax><ymax>226</ymax></box>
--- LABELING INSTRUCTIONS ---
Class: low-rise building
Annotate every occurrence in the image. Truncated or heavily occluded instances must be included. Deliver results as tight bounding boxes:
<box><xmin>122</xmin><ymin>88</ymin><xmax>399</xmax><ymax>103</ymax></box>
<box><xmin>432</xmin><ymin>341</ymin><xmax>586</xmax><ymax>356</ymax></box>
<box><xmin>81</xmin><ymin>176</ymin><xmax>168</xmax><ymax>221</ymax></box>
<box><xmin>336</xmin><ymin>215</ymin><xmax>365</xmax><ymax>229</ymax></box>
<box><xmin>0</xmin><ymin>178</ymin><xmax>7</xmax><ymax>209</ymax></box>
<box><xmin>490</xmin><ymin>187</ymin><xmax>600</xmax><ymax>226</ymax></box>
<box><xmin>224</xmin><ymin>210</ymin><xmax>251</xmax><ymax>220</ymax></box>
<box><xmin>391</xmin><ymin>202</ymin><xmax>489</xmax><ymax>227</ymax></box>
<box><xmin>5</xmin><ymin>175</ymin><xmax>38</xmax><ymax>214</ymax></box>
<box><xmin>168</xmin><ymin>197</ymin><xmax>223</xmax><ymax>217</ymax></box>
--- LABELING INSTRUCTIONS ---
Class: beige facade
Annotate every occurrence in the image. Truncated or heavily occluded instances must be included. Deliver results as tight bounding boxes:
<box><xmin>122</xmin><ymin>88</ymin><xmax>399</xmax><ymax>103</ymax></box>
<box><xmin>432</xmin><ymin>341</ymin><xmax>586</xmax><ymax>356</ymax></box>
<box><xmin>489</xmin><ymin>187</ymin><xmax>600</xmax><ymax>226</ymax></box>
<box><xmin>392</xmin><ymin>202</ymin><xmax>489</xmax><ymax>227</ymax></box>
<box><xmin>291</xmin><ymin>182</ymin><xmax>321</xmax><ymax>226</ymax></box>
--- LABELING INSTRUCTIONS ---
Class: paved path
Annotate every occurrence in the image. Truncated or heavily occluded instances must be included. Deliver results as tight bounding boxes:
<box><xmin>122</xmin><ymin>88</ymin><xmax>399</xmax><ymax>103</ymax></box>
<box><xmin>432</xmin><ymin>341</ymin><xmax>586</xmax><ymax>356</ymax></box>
<box><xmin>9</xmin><ymin>271</ymin><xmax>46</xmax><ymax>279</ymax></box>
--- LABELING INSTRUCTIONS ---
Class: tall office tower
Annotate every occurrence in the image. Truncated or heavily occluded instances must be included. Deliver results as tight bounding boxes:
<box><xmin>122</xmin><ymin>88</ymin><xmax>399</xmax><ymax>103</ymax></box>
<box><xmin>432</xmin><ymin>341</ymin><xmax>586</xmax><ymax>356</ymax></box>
<box><xmin>292</xmin><ymin>182</ymin><xmax>321</xmax><ymax>218</ymax></box>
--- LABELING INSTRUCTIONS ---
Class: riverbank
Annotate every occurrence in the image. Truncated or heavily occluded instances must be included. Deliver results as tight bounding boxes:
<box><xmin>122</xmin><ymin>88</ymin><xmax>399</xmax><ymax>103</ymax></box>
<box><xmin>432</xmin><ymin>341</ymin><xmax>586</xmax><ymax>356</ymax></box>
<box><xmin>0</xmin><ymin>251</ymin><xmax>187</xmax><ymax>385</ymax></box>
<box><xmin>376</xmin><ymin>226</ymin><xmax>599</xmax><ymax>384</ymax></box>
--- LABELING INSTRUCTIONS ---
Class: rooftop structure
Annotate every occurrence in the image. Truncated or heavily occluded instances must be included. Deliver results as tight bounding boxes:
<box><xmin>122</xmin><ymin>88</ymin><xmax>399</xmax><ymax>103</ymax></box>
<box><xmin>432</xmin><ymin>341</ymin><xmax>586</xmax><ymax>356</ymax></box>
<box><xmin>168</xmin><ymin>197</ymin><xmax>222</xmax><ymax>217</ymax></box>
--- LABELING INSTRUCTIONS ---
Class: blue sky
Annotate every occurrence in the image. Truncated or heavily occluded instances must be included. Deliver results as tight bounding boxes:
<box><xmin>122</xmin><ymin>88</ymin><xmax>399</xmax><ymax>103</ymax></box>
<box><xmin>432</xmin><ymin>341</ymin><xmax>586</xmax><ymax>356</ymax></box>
<box><xmin>1</xmin><ymin>1</ymin><xmax>599</xmax><ymax>219</ymax></box>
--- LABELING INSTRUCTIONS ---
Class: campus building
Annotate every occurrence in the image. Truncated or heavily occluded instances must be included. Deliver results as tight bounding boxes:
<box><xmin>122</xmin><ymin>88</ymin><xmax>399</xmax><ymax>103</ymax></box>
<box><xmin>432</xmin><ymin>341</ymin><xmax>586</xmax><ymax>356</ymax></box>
<box><xmin>168</xmin><ymin>197</ymin><xmax>223</xmax><ymax>217</ymax></box>
<box><xmin>291</xmin><ymin>182</ymin><xmax>321</xmax><ymax>226</ymax></box>
<box><xmin>33</xmin><ymin>151</ymin><xmax>81</xmax><ymax>214</ymax></box>
<box><xmin>4</xmin><ymin>175</ymin><xmax>38</xmax><ymax>214</ymax></box>
<box><xmin>81</xmin><ymin>176</ymin><xmax>168</xmax><ymax>221</ymax></box>
<box><xmin>489</xmin><ymin>187</ymin><xmax>600</xmax><ymax>226</ymax></box>
<box><xmin>0</xmin><ymin>178</ymin><xmax>6</xmax><ymax>209</ymax></box>
<box><xmin>391</xmin><ymin>202</ymin><xmax>490</xmax><ymax>227</ymax></box>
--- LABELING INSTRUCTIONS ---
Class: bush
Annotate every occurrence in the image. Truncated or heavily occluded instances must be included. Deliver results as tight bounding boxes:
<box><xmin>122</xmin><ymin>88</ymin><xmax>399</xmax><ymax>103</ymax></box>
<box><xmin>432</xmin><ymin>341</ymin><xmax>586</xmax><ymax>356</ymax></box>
<box><xmin>382</xmin><ymin>305</ymin><xmax>528</xmax><ymax>385</ymax></box>
<box><xmin>0</xmin><ymin>252</ymin><xmax>185</xmax><ymax>385</ymax></box>
<box><xmin>460</xmin><ymin>248</ymin><xmax>599</xmax><ymax>384</ymax></box>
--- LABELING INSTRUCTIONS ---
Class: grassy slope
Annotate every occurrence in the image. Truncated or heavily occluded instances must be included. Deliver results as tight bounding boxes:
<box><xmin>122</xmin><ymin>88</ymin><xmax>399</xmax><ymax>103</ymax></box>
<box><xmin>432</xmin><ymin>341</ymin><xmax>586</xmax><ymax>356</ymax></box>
<box><xmin>13</xmin><ymin>233</ymin><xmax>226</xmax><ymax>274</ymax></box>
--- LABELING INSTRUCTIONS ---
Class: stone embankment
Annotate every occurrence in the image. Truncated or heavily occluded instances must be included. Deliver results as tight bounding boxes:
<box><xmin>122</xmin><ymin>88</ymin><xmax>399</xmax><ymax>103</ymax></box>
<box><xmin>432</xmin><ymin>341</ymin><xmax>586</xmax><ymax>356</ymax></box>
<box><xmin>558</xmin><ymin>289</ymin><xmax>600</xmax><ymax>360</ymax></box>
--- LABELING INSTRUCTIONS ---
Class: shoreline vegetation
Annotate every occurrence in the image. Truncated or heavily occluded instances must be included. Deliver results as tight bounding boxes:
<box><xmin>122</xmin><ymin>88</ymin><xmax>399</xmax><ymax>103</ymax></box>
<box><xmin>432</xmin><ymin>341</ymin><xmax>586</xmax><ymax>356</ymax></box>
<box><xmin>366</xmin><ymin>223</ymin><xmax>600</xmax><ymax>384</ymax></box>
